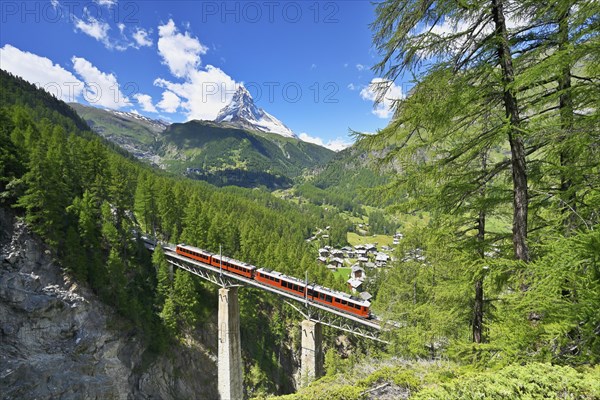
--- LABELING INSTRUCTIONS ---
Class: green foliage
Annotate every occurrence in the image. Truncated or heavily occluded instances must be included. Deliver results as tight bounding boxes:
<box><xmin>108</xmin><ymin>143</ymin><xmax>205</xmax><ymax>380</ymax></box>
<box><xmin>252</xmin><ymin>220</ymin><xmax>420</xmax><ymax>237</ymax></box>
<box><xmin>267</xmin><ymin>360</ymin><xmax>600</xmax><ymax>400</ymax></box>
<box><xmin>413</xmin><ymin>363</ymin><xmax>600</xmax><ymax>400</ymax></box>
<box><xmin>160</xmin><ymin>269</ymin><xmax>201</xmax><ymax>335</ymax></box>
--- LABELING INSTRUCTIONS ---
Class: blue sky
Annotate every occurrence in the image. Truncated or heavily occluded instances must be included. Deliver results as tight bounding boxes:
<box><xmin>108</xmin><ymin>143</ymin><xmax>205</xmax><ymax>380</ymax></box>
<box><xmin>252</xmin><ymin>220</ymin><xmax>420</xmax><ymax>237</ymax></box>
<box><xmin>0</xmin><ymin>0</ymin><xmax>407</xmax><ymax>150</ymax></box>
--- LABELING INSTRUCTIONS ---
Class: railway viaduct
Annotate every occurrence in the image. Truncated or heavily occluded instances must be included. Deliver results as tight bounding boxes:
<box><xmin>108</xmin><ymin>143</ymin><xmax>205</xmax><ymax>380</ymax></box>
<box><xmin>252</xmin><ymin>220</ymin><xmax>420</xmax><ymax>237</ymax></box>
<box><xmin>144</xmin><ymin>240</ymin><xmax>385</xmax><ymax>400</ymax></box>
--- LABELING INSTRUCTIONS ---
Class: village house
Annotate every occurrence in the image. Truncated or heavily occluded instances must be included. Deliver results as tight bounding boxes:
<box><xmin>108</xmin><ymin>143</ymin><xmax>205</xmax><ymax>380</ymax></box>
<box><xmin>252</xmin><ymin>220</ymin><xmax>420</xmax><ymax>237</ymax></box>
<box><xmin>330</xmin><ymin>249</ymin><xmax>344</xmax><ymax>258</ymax></box>
<box><xmin>318</xmin><ymin>248</ymin><xmax>330</xmax><ymax>257</ymax></box>
<box><xmin>356</xmin><ymin>249</ymin><xmax>368</xmax><ymax>258</ymax></box>
<box><xmin>330</xmin><ymin>257</ymin><xmax>344</xmax><ymax>268</ymax></box>
<box><xmin>351</xmin><ymin>264</ymin><xmax>365</xmax><ymax>280</ymax></box>
<box><xmin>347</xmin><ymin>278</ymin><xmax>363</xmax><ymax>292</ymax></box>
<box><xmin>365</xmin><ymin>244</ymin><xmax>378</xmax><ymax>254</ymax></box>
<box><xmin>375</xmin><ymin>253</ymin><xmax>390</xmax><ymax>267</ymax></box>
<box><xmin>347</xmin><ymin>264</ymin><xmax>366</xmax><ymax>293</ymax></box>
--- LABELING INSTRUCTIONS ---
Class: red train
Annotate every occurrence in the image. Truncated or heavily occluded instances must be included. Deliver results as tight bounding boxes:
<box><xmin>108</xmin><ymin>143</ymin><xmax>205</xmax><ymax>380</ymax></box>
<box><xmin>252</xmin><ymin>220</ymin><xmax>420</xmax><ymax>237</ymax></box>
<box><xmin>175</xmin><ymin>243</ymin><xmax>371</xmax><ymax>319</ymax></box>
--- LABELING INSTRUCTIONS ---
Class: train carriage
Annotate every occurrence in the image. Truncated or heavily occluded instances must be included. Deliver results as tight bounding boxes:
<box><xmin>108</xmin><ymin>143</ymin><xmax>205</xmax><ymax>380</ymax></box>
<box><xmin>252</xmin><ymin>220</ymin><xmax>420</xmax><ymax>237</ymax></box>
<box><xmin>308</xmin><ymin>285</ymin><xmax>370</xmax><ymax>318</ymax></box>
<box><xmin>210</xmin><ymin>254</ymin><xmax>256</xmax><ymax>279</ymax></box>
<box><xmin>255</xmin><ymin>268</ymin><xmax>306</xmax><ymax>297</ymax></box>
<box><xmin>176</xmin><ymin>244</ymin><xmax>213</xmax><ymax>264</ymax></box>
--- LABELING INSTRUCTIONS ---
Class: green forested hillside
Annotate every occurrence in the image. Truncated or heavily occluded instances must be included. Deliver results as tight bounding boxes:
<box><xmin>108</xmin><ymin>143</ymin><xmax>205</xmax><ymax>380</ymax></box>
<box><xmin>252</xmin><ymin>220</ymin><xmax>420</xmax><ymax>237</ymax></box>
<box><xmin>294</xmin><ymin>145</ymin><xmax>394</xmax><ymax>213</ymax></box>
<box><xmin>70</xmin><ymin>104</ymin><xmax>335</xmax><ymax>189</ymax></box>
<box><xmin>0</xmin><ymin>69</ymin><xmax>347</xmax><ymax>394</ymax></box>
<box><xmin>161</xmin><ymin>120</ymin><xmax>335</xmax><ymax>187</ymax></box>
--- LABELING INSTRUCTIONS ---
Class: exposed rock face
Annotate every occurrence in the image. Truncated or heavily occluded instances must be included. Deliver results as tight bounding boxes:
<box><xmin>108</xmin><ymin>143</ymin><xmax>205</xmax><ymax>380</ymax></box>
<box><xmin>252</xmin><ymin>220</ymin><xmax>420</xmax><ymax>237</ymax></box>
<box><xmin>0</xmin><ymin>208</ymin><xmax>218</xmax><ymax>399</ymax></box>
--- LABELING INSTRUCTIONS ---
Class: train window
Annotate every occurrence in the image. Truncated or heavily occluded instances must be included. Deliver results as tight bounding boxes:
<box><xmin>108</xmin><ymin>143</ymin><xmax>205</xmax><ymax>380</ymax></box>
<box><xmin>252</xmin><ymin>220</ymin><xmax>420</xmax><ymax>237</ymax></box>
<box><xmin>319</xmin><ymin>293</ymin><xmax>325</xmax><ymax>300</ymax></box>
<box><xmin>326</xmin><ymin>295</ymin><xmax>332</xmax><ymax>303</ymax></box>
<box><xmin>275</xmin><ymin>279</ymin><xmax>280</xmax><ymax>283</ymax></box>
<box><xmin>307</xmin><ymin>289</ymin><xmax>315</xmax><ymax>297</ymax></box>
<box><xmin>341</xmin><ymin>300</ymin><xmax>347</xmax><ymax>305</ymax></box>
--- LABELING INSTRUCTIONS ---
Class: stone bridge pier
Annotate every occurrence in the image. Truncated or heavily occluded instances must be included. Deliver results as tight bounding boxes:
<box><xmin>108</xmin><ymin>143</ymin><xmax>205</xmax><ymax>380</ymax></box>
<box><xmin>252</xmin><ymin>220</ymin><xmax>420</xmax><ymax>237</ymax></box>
<box><xmin>218</xmin><ymin>287</ymin><xmax>243</xmax><ymax>400</ymax></box>
<box><xmin>300</xmin><ymin>320</ymin><xmax>324</xmax><ymax>387</ymax></box>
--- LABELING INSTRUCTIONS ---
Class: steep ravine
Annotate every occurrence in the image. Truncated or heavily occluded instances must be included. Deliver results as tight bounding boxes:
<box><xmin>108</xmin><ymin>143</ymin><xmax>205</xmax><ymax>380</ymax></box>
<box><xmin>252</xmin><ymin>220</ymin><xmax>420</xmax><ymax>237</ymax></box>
<box><xmin>0</xmin><ymin>207</ymin><xmax>218</xmax><ymax>399</ymax></box>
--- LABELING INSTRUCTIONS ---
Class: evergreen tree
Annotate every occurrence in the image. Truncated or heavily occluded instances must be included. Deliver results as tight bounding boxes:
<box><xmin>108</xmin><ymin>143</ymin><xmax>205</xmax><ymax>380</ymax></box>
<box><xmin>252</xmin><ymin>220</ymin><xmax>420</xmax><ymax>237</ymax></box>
<box><xmin>160</xmin><ymin>269</ymin><xmax>200</xmax><ymax>335</ymax></box>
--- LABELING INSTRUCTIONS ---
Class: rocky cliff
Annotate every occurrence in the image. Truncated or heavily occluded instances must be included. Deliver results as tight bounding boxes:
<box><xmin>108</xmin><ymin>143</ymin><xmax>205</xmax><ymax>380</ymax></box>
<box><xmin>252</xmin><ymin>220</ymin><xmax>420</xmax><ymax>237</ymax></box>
<box><xmin>0</xmin><ymin>208</ymin><xmax>218</xmax><ymax>399</ymax></box>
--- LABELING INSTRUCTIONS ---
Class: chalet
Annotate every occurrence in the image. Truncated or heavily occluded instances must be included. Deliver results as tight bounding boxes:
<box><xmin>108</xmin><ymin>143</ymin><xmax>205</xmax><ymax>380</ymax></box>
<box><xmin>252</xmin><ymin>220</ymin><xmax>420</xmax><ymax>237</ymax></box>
<box><xmin>317</xmin><ymin>256</ymin><xmax>328</xmax><ymax>264</ymax></box>
<box><xmin>330</xmin><ymin>257</ymin><xmax>344</xmax><ymax>268</ymax></box>
<box><xmin>364</xmin><ymin>261</ymin><xmax>376</xmax><ymax>269</ymax></box>
<box><xmin>356</xmin><ymin>249</ymin><xmax>368</xmax><ymax>258</ymax></box>
<box><xmin>365</xmin><ymin>244</ymin><xmax>378</xmax><ymax>254</ymax></box>
<box><xmin>326</xmin><ymin>264</ymin><xmax>337</xmax><ymax>271</ymax></box>
<box><xmin>318</xmin><ymin>248</ymin><xmax>330</xmax><ymax>257</ymax></box>
<box><xmin>347</xmin><ymin>278</ymin><xmax>363</xmax><ymax>293</ymax></box>
<box><xmin>357</xmin><ymin>256</ymin><xmax>369</xmax><ymax>265</ymax></box>
<box><xmin>375</xmin><ymin>253</ymin><xmax>390</xmax><ymax>267</ymax></box>
<box><xmin>330</xmin><ymin>249</ymin><xmax>344</xmax><ymax>258</ymax></box>
<box><xmin>351</xmin><ymin>264</ymin><xmax>365</xmax><ymax>280</ymax></box>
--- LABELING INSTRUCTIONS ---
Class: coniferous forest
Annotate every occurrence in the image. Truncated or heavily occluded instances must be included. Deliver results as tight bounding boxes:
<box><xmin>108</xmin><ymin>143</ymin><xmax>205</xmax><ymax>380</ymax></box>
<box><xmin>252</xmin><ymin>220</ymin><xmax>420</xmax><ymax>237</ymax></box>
<box><xmin>1</xmin><ymin>0</ymin><xmax>599</xmax><ymax>397</ymax></box>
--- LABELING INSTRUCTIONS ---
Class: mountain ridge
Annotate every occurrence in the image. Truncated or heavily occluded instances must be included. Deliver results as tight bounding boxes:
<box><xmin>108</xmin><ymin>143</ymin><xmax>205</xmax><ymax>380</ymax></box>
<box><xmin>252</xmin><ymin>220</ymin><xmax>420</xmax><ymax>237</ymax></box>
<box><xmin>70</xmin><ymin>103</ymin><xmax>335</xmax><ymax>189</ymax></box>
<box><xmin>215</xmin><ymin>85</ymin><xmax>297</xmax><ymax>138</ymax></box>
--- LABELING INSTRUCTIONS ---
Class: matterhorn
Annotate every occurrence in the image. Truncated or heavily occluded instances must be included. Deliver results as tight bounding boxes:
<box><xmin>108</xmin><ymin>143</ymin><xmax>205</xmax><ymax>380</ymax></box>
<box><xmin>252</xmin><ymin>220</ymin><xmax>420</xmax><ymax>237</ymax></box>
<box><xmin>215</xmin><ymin>86</ymin><xmax>297</xmax><ymax>138</ymax></box>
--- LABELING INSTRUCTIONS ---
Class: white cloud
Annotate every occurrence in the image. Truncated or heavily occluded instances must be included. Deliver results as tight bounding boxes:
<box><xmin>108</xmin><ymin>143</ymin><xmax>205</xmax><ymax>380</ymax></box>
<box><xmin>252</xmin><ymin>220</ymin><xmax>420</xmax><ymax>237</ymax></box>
<box><xmin>156</xmin><ymin>91</ymin><xmax>181</xmax><ymax>113</ymax></box>
<box><xmin>73</xmin><ymin>15</ymin><xmax>110</xmax><ymax>43</ymax></box>
<box><xmin>356</xmin><ymin>64</ymin><xmax>366</xmax><ymax>71</ymax></box>
<box><xmin>117</xmin><ymin>23</ymin><xmax>125</xmax><ymax>34</ymax></box>
<box><xmin>360</xmin><ymin>78</ymin><xmax>403</xmax><ymax>119</ymax></box>
<box><xmin>133</xmin><ymin>93</ymin><xmax>158</xmax><ymax>113</ymax></box>
<box><xmin>347</xmin><ymin>83</ymin><xmax>357</xmax><ymax>91</ymax></box>
<box><xmin>310</xmin><ymin>63</ymin><xmax>317</xmax><ymax>70</ymax></box>
<box><xmin>155</xmin><ymin>65</ymin><xmax>238</xmax><ymax>120</ymax></box>
<box><xmin>95</xmin><ymin>0</ymin><xmax>117</xmax><ymax>7</ymax></box>
<box><xmin>0</xmin><ymin>44</ymin><xmax>83</xmax><ymax>102</ymax></box>
<box><xmin>153</xmin><ymin>19</ymin><xmax>239</xmax><ymax>120</ymax></box>
<box><xmin>133</xmin><ymin>28</ymin><xmax>153</xmax><ymax>47</ymax></box>
<box><xmin>51</xmin><ymin>0</ymin><xmax>60</xmax><ymax>9</ymax></box>
<box><xmin>298</xmin><ymin>133</ymin><xmax>352</xmax><ymax>152</ymax></box>
<box><xmin>71</xmin><ymin>56</ymin><xmax>131</xmax><ymax>108</ymax></box>
<box><xmin>158</xmin><ymin>19</ymin><xmax>207</xmax><ymax>78</ymax></box>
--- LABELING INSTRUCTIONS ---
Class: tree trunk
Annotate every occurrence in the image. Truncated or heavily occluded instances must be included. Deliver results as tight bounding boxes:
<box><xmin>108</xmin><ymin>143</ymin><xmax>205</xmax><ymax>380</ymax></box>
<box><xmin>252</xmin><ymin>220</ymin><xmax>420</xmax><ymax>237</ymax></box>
<box><xmin>473</xmin><ymin>278</ymin><xmax>484</xmax><ymax>343</ymax></box>
<box><xmin>558</xmin><ymin>6</ymin><xmax>577</xmax><ymax>231</ymax></box>
<box><xmin>473</xmin><ymin>151</ymin><xmax>487</xmax><ymax>343</ymax></box>
<box><xmin>491</xmin><ymin>0</ymin><xmax>530</xmax><ymax>262</ymax></box>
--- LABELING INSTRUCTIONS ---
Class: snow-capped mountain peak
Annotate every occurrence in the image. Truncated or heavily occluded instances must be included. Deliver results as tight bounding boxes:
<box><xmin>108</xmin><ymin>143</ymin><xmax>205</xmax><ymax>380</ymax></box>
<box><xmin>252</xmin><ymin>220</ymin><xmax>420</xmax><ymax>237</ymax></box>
<box><xmin>215</xmin><ymin>86</ymin><xmax>297</xmax><ymax>138</ymax></box>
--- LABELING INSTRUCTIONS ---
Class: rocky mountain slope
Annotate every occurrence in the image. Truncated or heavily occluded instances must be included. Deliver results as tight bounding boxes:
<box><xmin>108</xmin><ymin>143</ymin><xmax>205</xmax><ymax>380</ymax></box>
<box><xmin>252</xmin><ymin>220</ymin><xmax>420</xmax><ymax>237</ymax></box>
<box><xmin>0</xmin><ymin>207</ymin><xmax>219</xmax><ymax>400</ymax></box>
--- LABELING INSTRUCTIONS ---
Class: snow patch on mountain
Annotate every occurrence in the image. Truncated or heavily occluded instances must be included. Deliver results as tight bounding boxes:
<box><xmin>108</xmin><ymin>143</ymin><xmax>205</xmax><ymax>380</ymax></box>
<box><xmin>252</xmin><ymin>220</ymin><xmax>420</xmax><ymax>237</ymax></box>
<box><xmin>107</xmin><ymin>109</ymin><xmax>169</xmax><ymax>131</ymax></box>
<box><xmin>215</xmin><ymin>86</ymin><xmax>297</xmax><ymax>138</ymax></box>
